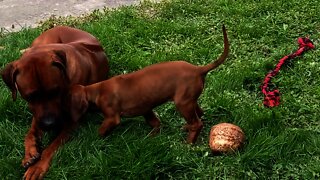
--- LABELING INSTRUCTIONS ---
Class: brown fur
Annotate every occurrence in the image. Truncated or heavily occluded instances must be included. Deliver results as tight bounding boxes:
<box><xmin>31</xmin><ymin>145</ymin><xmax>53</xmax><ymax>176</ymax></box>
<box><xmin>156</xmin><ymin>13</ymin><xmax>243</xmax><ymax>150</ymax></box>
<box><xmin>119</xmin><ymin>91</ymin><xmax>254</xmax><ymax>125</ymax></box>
<box><xmin>70</xmin><ymin>25</ymin><xmax>229</xmax><ymax>144</ymax></box>
<box><xmin>1</xmin><ymin>26</ymin><xmax>109</xmax><ymax>180</ymax></box>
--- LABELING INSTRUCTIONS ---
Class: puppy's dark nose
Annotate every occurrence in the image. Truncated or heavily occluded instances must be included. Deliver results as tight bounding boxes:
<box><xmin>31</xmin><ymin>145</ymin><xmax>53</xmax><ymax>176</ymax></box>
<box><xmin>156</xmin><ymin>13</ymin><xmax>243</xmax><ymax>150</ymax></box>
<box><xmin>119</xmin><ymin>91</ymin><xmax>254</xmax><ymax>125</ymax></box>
<box><xmin>39</xmin><ymin>116</ymin><xmax>57</xmax><ymax>131</ymax></box>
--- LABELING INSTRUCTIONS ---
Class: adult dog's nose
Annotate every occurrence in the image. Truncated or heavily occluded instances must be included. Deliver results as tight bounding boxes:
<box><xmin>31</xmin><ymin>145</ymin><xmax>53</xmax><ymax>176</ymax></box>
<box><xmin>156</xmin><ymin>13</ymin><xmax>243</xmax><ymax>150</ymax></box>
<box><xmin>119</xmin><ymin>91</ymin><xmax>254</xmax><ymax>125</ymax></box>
<box><xmin>39</xmin><ymin>116</ymin><xmax>57</xmax><ymax>131</ymax></box>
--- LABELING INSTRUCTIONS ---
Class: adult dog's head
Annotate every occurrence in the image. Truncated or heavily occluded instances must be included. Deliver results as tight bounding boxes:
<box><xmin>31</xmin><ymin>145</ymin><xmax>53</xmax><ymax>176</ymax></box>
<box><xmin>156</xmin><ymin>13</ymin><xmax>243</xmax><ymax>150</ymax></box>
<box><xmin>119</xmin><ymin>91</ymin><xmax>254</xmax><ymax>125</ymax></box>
<box><xmin>1</xmin><ymin>49</ymin><xmax>69</xmax><ymax>131</ymax></box>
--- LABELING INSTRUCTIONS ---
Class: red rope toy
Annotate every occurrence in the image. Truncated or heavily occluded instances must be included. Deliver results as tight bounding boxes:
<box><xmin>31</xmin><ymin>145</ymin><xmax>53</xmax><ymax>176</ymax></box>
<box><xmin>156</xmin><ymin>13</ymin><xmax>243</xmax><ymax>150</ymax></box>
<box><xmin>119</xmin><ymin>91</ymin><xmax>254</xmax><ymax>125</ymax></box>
<box><xmin>261</xmin><ymin>37</ymin><xmax>315</xmax><ymax>108</ymax></box>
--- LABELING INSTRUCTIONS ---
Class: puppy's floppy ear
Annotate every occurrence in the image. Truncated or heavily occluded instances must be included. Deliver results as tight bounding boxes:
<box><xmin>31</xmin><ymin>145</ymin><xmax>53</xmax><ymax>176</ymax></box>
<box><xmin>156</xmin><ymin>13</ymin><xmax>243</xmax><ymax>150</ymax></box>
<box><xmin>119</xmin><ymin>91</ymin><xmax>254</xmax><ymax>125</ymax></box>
<box><xmin>52</xmin><ymin>50</ymin><xmax>69</xmax><ymax>81</ymax></box>
<box><xmin>1</xmin><ymin>62</ymin><xmax>18</xmax><ymax>101</ymax></box>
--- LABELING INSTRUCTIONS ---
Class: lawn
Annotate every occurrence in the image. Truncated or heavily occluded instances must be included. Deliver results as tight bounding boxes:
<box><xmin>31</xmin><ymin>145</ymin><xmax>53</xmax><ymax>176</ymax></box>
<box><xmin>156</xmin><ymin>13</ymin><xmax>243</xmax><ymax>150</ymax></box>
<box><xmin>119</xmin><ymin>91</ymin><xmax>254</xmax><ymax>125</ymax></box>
<box><xmin>0</xmin><ymin>0</ymin><xmax>320</xmax><ymax>179</ymax></box>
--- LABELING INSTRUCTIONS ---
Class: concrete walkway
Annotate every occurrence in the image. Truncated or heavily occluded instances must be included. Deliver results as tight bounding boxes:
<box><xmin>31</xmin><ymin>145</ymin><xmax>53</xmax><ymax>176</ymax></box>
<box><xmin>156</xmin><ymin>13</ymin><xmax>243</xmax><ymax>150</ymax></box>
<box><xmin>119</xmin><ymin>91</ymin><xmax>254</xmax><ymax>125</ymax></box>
<box><xmin>0</xmin><ymin>0</ymin><xmax>141</xmax><ymax>32</ymax></box>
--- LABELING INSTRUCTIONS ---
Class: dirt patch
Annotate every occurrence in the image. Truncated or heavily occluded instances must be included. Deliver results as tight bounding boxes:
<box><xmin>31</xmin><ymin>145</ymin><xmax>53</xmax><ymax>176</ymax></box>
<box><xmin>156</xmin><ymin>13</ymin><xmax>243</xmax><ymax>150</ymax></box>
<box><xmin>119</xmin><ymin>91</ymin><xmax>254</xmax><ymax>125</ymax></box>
<box><xmin>0</xmin><ymin>0</ymin><xmax>142</xmax><ymax>32</ymax></box>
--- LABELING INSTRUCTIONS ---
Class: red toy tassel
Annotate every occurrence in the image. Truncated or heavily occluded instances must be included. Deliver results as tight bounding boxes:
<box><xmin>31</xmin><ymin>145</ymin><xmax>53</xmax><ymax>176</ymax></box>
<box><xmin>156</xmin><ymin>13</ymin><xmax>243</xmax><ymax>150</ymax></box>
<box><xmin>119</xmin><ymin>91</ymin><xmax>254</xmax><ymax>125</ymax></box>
<box><xmin>262</xmin><ymin>37</ymin><xmax>314</xmax><ymax>108</ymax></box>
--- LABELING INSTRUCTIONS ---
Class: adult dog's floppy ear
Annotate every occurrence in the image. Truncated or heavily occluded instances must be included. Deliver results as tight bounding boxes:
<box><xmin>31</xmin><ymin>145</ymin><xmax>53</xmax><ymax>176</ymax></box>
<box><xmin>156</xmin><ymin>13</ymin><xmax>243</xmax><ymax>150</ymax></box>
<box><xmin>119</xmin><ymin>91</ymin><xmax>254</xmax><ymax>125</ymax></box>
<box><xmin>53</xmin><ymin>50</ymin><xmax>67</xmax><ymax>65</ymax></box>
<box><xmin>1</xmin><ymin>62</ymin><xmax>18</xmax><ymax>101</ymax></box>
<box><xmin>52</xmin><ymin>50</ymin><xmax>69</xmax><ymax>82</ymax></box>
<box><xmin>52</xmin><ymin>50</ymin><xmax>67</xmax><ymax>68</ymax></box>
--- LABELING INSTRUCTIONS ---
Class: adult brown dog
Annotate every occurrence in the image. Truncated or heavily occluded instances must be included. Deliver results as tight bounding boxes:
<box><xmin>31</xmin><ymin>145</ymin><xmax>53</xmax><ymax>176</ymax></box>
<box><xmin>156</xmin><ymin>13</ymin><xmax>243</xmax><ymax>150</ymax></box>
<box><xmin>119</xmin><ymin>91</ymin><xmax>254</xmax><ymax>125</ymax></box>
<box><xmin>1</xmin><ymin>26</ymin><xmax>109</xmax><ymax>179</ymax></box>
<box><xmin>70</xmin><ymin>25</ymin><xmax>229</xmax><ymax>144</ymax></box>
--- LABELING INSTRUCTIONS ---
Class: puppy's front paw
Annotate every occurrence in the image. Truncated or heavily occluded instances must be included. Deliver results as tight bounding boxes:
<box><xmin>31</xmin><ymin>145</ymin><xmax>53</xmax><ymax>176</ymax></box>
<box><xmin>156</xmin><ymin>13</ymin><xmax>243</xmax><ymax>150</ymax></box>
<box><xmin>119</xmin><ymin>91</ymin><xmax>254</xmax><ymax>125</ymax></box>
<box><xmin>148</xmin><ymin>127</ymin><xmax>160</xmax><ymax>136</ymax></box>
<box><xmin>98</xmin><ymin>127</ymin><xmax>106</xmax><ymax>137</ymax></box>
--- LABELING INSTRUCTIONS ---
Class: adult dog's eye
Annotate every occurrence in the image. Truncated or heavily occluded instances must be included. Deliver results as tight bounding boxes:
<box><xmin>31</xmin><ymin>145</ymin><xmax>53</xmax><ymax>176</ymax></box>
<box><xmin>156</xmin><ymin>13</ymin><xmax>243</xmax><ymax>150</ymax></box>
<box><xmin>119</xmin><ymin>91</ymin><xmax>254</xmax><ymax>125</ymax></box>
<box><xmin>47</xmin><ymin>87</ymin><xmax>61</xmax><ymax>98</ymax></box>
<box><xmin>25</xmin><ymin>91</ymin><xmax>40</xmax><ymax>102</ymax></box>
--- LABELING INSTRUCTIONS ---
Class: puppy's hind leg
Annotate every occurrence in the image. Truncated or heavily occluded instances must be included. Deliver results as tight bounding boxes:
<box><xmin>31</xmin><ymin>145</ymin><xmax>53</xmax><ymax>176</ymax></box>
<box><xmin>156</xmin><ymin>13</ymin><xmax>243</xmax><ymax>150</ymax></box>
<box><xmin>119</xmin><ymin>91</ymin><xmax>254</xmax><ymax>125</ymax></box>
<box><xmin>143</xmin><ymin>111</ymin><xmax>161</xmax><ymax>135</ymax></box>
<box><xmin>175</xmin><ymin>100</ymin><xmax>203</xmax><ymax>144</ymax></box>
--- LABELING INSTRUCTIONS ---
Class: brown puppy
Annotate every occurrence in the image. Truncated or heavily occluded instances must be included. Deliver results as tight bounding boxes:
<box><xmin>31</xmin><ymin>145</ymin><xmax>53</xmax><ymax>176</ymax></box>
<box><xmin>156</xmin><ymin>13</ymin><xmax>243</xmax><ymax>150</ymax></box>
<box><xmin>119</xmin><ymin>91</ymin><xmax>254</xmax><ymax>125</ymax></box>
<box><xmin>1</xmin><ymin>26</ymin><xmax>109</xmax><ymax>180</ymax></box>
<box><xmin>70</xmin><ymin>25</ymin><xmax>229</xmax><ymax>144</ymax></box>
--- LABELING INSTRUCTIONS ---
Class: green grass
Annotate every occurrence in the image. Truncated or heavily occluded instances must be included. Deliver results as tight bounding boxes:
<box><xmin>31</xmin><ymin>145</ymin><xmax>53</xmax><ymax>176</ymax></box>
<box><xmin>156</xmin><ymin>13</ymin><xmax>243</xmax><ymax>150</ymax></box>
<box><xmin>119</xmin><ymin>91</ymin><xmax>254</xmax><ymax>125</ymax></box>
<box><xmin>1</xmin><ymin>0</ymin><xmax>320</xmax><ymax>179</ymax></box>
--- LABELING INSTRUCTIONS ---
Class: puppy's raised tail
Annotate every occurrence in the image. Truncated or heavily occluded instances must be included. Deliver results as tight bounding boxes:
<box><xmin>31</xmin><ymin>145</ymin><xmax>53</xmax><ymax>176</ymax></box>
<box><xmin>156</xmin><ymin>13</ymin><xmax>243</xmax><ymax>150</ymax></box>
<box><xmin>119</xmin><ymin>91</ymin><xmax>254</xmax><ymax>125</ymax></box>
<box><xmin>200</xmin><ymin>25</ymin><xmax>229</xmax><ymax>74</ymax></box>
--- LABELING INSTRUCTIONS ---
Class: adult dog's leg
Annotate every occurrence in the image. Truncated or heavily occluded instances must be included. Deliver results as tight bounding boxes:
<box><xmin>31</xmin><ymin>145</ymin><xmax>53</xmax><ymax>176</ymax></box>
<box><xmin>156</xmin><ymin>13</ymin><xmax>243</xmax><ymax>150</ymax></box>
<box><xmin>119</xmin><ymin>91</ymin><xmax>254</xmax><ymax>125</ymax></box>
<box><xmin>23</xmin><ymin>123</ymin><xmax>75</xmax><ymax>180</ymax></box>
<box><xmin>22</xmin><ymin>117</ymin><xmax>43</xmax><ymax>169</ymax></box>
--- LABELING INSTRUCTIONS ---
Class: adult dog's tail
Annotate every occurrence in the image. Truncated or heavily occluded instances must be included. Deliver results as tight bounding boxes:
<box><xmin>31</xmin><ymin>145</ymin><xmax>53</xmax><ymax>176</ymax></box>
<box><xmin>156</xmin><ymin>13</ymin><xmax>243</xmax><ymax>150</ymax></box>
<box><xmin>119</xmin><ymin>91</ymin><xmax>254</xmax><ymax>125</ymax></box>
<box><xmin>200</xmin><ymin>25</ymin><xmax>229</xmax><ymax>74</ymax></box>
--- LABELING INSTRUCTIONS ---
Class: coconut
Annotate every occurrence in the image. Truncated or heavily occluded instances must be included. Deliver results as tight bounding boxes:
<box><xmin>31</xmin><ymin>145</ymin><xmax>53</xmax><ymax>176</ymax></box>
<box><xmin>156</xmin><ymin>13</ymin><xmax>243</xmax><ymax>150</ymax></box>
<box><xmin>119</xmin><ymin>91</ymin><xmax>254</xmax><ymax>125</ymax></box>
<box><xmin>209</xmin><ymin>123</ymin><xmax>245</xmax><ymax>153</ymax></box>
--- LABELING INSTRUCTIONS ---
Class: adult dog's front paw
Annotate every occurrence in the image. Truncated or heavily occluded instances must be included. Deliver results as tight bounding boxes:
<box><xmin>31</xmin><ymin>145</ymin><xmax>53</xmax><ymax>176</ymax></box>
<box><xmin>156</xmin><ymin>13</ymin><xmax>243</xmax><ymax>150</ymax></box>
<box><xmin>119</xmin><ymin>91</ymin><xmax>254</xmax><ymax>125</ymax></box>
<box><xmin>22</xmin><ymin>152</ymin><xmax>40</xmax><ymax>169</ymax></box>
<box><xmin>23</xmin><ymin>160</ymin><xmax>49</xmax><ymax>180</ymax></box>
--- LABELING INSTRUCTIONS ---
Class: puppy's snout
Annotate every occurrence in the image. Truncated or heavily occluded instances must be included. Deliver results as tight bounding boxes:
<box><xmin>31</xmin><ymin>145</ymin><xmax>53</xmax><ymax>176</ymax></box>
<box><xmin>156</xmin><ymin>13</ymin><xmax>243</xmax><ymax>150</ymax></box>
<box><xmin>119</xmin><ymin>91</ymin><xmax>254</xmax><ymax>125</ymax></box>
<box><xmin>39</xmin><ymin>116</ymin><xmax>57</xmax><ymax>131</ymax></box>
